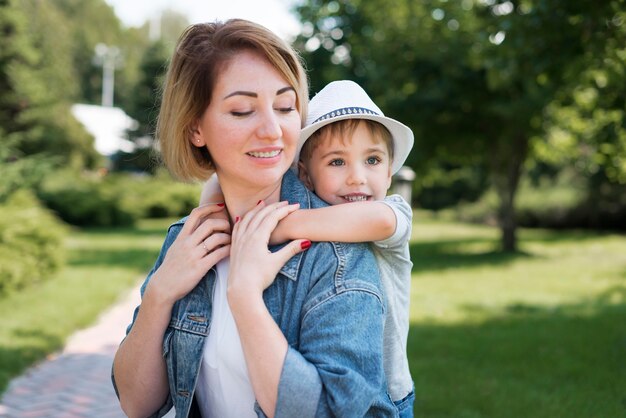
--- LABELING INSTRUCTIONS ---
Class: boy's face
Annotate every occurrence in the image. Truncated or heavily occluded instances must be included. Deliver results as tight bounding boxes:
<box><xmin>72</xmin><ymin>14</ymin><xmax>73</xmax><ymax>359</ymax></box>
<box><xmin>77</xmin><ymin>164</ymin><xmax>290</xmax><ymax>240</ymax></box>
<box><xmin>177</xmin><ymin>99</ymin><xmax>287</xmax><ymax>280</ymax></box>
<box><xmin>298</xmin><ymin>122</ymin><xmax>393</xmax><ymax>205</ymax></box>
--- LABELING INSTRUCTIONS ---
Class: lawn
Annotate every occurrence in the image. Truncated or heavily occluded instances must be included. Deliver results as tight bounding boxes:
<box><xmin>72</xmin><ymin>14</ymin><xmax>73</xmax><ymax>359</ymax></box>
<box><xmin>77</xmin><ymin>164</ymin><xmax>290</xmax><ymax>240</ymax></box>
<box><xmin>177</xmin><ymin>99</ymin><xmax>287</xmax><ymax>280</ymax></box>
<box><xmin>0</xmin><ymin>218</ymin><xmax>173</xmax><ymax>394</ymax></box>
<box><xmin>409</xmin><ymin>212</ymin><xmax>626</xmax><ymax>417</ymax></box>
<box><xmin>1</xmin><ymin>214</ymin><xmax>625</xmax><ymax>417</ymax></box>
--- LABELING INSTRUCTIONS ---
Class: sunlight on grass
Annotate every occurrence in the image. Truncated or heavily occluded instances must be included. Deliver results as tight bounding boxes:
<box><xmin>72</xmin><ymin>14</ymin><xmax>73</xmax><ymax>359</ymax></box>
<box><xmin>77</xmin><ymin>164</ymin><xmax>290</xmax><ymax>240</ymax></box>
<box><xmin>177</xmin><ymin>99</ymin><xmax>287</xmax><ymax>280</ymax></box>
<box><xmin>411</xmin><ymin>217</ymin><xmax>626</xmax><ymax>324</ymax></box>
<box><xmin>409</xmin><ymin>214</ymin><xmax>626</xmax><ymax>417</ymax></box>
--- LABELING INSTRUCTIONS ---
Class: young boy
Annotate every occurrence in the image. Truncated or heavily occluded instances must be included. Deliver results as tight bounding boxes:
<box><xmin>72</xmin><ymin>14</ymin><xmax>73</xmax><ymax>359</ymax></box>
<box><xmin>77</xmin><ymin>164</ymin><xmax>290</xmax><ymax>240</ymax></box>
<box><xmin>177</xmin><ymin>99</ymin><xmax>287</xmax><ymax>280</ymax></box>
<box><xmin>201</xmin><ymin>80</ymin><xmax>415</xmax><ymax>416</ymax></box>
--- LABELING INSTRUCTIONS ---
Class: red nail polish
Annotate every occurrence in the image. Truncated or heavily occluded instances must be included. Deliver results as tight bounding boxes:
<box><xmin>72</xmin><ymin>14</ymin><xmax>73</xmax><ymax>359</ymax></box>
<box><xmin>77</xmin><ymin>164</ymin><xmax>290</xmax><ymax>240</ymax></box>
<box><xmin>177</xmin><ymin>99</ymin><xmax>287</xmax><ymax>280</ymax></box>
<box><xmin>257</xmin><ymin>200</ymin><xmax>263</xmax><ymax>205</ymax></box>
<box><xmin>235</xmin><ymin>216</ymin><xmax>240</xmax><ymax>223</ymax></box>
<box><xmin>217</xmin><ymin>203</ymin><xmax>225</xmax><ymax>207</ymax></box>
<box><xmin>300</xmin><ymin>240</ymin><xmax>311</xmax><ymax>250</ymax></box>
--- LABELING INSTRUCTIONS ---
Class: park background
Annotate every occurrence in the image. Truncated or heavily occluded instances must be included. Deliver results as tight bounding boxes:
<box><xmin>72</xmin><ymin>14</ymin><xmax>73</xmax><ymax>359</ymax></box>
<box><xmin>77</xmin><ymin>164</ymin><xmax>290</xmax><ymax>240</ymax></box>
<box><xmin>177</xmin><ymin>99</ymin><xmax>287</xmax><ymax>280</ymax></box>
<box><xmin>1</xmin><ymin>0</ymin><xmax>625</xmax><ymax>416</ymax></box>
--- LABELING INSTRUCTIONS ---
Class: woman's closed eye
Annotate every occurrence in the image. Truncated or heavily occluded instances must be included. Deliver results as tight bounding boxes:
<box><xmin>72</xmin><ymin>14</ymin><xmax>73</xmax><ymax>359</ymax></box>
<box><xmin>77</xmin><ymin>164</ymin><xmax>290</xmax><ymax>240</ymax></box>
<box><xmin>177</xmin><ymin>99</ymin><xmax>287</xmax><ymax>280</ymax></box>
<box><xmin>231</xmin><ymin>110</ymin><xmax>253</xmax><ymax>117</ymax></box>
<box><xmin>275</xmin><ymin>106</ymin><xmax>296</xmax><ymax>114</ymax></box>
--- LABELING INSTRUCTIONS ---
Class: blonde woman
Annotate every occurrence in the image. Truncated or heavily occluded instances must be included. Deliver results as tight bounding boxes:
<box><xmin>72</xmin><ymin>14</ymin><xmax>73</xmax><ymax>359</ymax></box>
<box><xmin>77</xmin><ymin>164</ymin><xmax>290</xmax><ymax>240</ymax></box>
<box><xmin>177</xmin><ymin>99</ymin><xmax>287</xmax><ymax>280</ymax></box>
<box><xmin>112</xmin><ymin>20</ymin><xmax>396</xmax><ymax>418</ymax></box>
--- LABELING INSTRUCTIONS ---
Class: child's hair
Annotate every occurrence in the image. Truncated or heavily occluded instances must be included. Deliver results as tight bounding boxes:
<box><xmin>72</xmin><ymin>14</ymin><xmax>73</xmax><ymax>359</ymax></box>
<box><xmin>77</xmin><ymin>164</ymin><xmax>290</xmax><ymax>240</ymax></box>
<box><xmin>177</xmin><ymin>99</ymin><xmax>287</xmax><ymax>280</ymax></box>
<box><xmin>299</xmin><ymin>119</ymin><xmax>394</xmax><ymax>163</ymax></box>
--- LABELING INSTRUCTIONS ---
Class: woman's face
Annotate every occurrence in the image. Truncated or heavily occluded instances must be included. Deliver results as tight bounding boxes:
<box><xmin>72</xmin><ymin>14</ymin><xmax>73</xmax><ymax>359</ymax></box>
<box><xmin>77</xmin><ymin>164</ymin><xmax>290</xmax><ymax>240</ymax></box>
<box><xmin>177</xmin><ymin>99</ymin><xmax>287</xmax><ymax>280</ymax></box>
<box><xmin>192</xmin><ymin>50</ymin><xmax>301</xmax><ymax>192</ymax></box>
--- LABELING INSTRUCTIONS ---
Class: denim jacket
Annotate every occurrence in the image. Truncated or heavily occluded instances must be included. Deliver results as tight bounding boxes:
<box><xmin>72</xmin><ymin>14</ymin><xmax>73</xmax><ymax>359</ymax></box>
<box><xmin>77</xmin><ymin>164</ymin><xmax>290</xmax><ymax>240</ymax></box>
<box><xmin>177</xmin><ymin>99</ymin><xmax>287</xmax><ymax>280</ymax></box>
<box><xmin>113</xmin><ymin>170</ymin><xmax>399</xmax><ymax>417</ymax></box>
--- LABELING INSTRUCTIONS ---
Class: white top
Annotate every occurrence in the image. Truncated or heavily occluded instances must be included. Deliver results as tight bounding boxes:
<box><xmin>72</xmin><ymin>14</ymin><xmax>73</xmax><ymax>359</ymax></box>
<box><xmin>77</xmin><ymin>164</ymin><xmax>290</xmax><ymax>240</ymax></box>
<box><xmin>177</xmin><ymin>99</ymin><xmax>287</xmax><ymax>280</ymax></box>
<box><xmin>372</xmin><ymin>194</ymin><xmax>414</xmax><ymax>401</ymax></box>
<box><xmin>196</xmin><ymin>258</ymin><xmax>256</xmax><ymax>418</ymax></box>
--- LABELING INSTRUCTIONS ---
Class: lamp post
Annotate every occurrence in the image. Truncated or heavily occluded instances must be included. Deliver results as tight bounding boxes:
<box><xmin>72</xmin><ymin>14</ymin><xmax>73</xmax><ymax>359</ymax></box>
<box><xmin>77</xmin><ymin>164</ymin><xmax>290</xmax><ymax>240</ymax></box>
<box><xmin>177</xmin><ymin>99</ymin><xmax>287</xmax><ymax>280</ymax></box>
<box><xmin>392</xmin><ymin>165</ymin><xmax>416</xmax><ymax>204</ymax></box>
<box><xmin>93</xmin><ymin>43</ymin><xmax>122</xmax><ymax>107</ymax></box>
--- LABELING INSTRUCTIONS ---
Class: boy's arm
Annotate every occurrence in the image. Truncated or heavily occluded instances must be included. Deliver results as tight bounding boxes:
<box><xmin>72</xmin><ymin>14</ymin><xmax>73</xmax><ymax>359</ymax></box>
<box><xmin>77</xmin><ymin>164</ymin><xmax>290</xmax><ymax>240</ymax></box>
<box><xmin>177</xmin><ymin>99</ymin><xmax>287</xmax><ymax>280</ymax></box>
<box><xmin>271</xmin><ymin>201</ymin><xmax>397</xmax><ymax>244</ymax></box>
<box><xmin>199</xmin><ymin>173</ymin><xmax>224</xmax><ymax>206</ymax></box>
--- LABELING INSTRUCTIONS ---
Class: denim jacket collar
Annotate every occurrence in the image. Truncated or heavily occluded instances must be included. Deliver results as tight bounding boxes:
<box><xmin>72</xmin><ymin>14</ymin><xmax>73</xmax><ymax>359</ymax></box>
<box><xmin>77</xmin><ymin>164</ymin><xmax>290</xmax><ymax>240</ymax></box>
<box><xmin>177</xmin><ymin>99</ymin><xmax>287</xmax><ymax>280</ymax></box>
<box><xmin>273</xmin><ymin>169</ymin><xmax>310</xmax><ymax>281</ymax></box>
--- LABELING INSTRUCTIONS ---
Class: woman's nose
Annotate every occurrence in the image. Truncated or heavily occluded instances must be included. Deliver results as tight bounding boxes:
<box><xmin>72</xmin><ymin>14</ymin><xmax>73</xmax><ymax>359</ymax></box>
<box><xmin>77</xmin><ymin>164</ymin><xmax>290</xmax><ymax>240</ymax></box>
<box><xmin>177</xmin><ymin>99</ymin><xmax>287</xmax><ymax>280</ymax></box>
<box><xmin>256</xmin><ymin>109</ymin><xmax>282</xmax><ymax>140</ymax></box>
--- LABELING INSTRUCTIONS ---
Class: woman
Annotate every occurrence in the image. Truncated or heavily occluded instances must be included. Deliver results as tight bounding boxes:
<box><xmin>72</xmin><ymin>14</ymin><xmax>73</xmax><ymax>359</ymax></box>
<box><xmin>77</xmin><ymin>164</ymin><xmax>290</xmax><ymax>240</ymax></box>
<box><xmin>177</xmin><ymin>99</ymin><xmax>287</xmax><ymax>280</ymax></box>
<box><xmin>112</xmin><ymin>19</ymin><xmax>396</xmax><ymax>418</ymax></box>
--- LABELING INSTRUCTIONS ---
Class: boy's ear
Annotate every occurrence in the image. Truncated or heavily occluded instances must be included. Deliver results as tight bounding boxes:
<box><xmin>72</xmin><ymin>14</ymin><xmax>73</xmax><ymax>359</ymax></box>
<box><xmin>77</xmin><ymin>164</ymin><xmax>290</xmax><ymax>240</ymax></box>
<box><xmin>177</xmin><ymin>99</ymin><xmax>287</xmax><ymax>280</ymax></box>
<box><xmin>298</xmin><ymin>161</ymin><xmax>315</xmax><ymax>191</ymax></box>
<box><xmin>190</xmin><ymin>122</ymin><xmax>206</xmax><ymax>147</ymax></box>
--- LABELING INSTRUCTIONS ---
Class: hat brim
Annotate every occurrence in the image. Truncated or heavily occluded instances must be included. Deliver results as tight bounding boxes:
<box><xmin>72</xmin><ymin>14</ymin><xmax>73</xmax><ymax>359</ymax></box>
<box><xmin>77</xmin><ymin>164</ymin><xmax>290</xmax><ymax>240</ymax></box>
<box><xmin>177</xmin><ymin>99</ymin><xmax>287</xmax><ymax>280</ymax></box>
<box><xmin>296</xmin><ymin>114</ymin><xmax>414</xmax><ymax>175</ymax></box>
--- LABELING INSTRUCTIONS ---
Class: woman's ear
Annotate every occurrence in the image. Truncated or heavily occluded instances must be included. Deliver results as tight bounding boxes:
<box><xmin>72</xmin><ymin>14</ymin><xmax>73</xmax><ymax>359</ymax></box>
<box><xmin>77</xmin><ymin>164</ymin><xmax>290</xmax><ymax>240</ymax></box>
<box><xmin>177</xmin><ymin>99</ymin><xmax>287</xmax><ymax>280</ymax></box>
<box><xmin>190</xmin><ymin>123</ymin><xmax>206</xmax><ymax>148</ymax></box>
<box><xmin>298</xmin><ymin>161</ymin><xmax>315</xmax><ymax>191</ymax></box>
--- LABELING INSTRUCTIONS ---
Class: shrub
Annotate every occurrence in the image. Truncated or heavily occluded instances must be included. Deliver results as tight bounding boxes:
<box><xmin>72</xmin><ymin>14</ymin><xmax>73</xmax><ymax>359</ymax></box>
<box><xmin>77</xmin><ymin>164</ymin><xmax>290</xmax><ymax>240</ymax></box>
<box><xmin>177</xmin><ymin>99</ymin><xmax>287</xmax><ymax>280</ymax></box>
<box><xmin>37</xmin><ymin>169</ymin><xmax>202</xmax><ymax>226</ymax></box>
<box><xmin>449</xmin><ymin>175</ymin><xmax>625</xmax><ymax>230</ymax></box>
<box><xmin>38</xmin><ymin>171</ymin><xmax>142</xmax><ymax>227</ymax></box>
<box><xmin>126</xmin><ymin>173</ymin><xmax>201</xmax><ymax>219</ymax></box>
<box><xmin>0</xmin><ymin>190</ymin><xmax>67</xmax><ymax>296</ymax></box>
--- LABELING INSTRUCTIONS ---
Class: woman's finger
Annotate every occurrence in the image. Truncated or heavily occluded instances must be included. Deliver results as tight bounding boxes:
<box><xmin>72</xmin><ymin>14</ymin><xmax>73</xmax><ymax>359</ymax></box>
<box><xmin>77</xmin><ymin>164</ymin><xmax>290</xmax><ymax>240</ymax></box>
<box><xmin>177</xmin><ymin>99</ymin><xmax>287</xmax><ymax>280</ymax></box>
<box><xmin>234</xmin><ymin>199</ymin><xmax>269</xmax><ymax>235</ymax></box>
<box><xmin>180</xmin><ymin>203</ymin><xmax>226</xmax><ymax>236</ymax></box>
<box><xmin>192</xmin><ymin>217</ymin><xmax>231</xmax><ymax>245</ymax></box>
<box><xmin>201</xmin><ymin>244</ymin><xmax>231</xmax><ymax>271</ymax></box>
<box><xmin>247</xmin><ymin>202</ymin><xmax>299</xmax><ymax>238</ymax></box>
<box><xmin>273</xmin><ymin>239</ymin><xmax>311</xmax><ymax>266</ymax></box>
<box><xmin>240</xmin><ymin>201</ymin><xmax>292</xmax><ymax>235</ymax></box>
<box><xmin>200</xmin><ymin>232</ymin><xmax>231</xmax><ymax>256</ymax></box>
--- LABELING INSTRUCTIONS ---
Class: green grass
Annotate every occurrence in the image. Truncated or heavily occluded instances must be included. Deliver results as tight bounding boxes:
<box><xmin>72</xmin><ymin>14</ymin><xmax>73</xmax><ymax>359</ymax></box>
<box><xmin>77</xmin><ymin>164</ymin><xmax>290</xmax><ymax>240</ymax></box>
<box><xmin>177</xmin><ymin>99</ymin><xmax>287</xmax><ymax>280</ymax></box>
<box><xmin>1</xmin><ymin>213</ymin><xmax>625</xmax><ymax>416</ymax></box>
<box><xmin>0</xmin><ymin>218</ymin><xmax>173</xmax><ymax>394</ymax></box>
<box><xmin>410</xmin><ymin>212</ymin><xmax>626</xmax><ymax>417</ymax></box>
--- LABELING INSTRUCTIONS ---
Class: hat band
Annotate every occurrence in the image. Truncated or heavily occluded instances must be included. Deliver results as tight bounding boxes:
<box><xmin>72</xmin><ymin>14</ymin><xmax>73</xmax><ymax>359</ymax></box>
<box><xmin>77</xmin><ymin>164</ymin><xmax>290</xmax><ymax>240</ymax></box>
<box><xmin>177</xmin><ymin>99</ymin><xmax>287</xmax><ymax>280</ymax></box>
<box><xmin>312</xmin><ymin>107</ymin><xmax>380</xmax><ymax>124</ymax></box>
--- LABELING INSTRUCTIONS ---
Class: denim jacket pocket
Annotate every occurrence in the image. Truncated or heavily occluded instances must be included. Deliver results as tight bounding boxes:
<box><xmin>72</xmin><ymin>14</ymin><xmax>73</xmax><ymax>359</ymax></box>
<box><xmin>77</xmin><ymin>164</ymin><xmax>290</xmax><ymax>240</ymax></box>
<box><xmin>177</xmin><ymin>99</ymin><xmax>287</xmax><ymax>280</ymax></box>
<box><xmin>393</xmin><ymin>388</ymin><xmax>415</xmax><ymax>418</ymax></box>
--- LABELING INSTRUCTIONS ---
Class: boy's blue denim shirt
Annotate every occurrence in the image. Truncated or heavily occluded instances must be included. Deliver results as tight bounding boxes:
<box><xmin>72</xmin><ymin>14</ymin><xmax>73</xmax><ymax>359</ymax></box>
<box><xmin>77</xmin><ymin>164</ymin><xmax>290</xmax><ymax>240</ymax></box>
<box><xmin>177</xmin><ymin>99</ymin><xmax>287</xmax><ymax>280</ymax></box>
<box><xmin>112</xmin><ymin>169</ymin><xmax>399</xmax><ymax>417</ymax></box>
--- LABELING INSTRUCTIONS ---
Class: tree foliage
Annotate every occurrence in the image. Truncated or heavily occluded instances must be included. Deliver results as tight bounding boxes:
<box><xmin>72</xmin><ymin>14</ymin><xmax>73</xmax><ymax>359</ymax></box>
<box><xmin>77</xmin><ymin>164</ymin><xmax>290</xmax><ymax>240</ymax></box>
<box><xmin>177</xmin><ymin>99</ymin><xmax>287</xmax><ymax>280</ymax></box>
<box><xmin>294</xmin><ymin>0</ymin><xmax>626</xmax><ymax>250</ymax></box>
<box><xmin>0</xmin><ymin>0</ymin><xmax>102</xmax><ymax>170</ymax></box>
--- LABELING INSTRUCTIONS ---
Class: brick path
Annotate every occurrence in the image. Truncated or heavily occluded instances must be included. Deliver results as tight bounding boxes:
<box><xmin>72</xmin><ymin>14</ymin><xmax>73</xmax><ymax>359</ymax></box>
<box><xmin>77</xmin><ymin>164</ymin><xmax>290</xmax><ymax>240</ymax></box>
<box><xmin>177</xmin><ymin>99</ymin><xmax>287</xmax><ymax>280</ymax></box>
<box><xmin>0</xmin><ymin>283</ymin><xmax>144</xmax><ymax>418</ymax></box>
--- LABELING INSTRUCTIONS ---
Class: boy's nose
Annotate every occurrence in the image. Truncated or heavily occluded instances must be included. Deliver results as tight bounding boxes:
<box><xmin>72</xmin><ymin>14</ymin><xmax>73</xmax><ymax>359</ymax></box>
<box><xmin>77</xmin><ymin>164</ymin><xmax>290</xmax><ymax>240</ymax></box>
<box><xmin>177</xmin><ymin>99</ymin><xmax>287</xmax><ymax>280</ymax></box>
<box><xmin>347</xmin><ymin>166</ymin><xmax>367</xmax><ymax>185</ymax></box>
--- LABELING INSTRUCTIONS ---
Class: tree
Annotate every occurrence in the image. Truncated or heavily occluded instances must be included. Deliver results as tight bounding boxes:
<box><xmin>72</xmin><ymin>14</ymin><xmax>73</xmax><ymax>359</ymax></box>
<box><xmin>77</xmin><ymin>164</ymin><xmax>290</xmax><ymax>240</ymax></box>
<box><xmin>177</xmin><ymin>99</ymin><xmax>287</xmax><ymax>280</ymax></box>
<box><xmin>1</xmin><ymin>0</ymin><xmax>101</xmax><ymax>170</ymax></box>
<box><xmin>536</xmin><ymin>10</ymin><xmax>626</xmax><ymax>228</ymax></box>
<box><xmin>114</xmin><ymin>39</ymin><xmax>171</xmax><ymax>173</ymax></box>
<box><xmin>294</xmin><ymin>0</ymin><xmax>626</xmax><ymax>251</ymax></box>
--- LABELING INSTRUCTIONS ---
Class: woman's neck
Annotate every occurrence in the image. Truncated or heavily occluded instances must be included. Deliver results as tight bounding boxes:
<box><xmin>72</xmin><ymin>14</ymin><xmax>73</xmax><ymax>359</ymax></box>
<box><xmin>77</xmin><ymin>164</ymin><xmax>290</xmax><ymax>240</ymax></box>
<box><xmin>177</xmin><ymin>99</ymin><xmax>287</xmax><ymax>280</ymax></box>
<box><xmin>219</xmin><ymin>180</ymin><xmax>282</xmax><ymax>223</ymax></box>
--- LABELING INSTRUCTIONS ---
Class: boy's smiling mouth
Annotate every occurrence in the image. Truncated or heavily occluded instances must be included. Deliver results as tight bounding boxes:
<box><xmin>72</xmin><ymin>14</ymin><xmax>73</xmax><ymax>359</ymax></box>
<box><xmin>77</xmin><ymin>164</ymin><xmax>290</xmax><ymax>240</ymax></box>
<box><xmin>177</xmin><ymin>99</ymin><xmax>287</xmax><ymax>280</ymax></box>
<box><xmin>341</xmin><ymin>193</ymin><xmax>371</xmax><ymax>202</ymax></box>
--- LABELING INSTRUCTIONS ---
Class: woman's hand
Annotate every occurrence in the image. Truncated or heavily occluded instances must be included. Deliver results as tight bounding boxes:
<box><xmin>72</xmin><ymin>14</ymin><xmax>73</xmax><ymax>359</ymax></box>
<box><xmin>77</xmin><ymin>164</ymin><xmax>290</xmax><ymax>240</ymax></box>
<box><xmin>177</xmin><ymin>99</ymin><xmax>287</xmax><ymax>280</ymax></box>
<box><xmin>147</xmin><ymin>204</ymin><xmax>232</xmax><ymax>304</ymax></box>
<box><xmin>227</xmin><ymin>201</ymin><xmax>311</xmax><ymax>298</ymax></box>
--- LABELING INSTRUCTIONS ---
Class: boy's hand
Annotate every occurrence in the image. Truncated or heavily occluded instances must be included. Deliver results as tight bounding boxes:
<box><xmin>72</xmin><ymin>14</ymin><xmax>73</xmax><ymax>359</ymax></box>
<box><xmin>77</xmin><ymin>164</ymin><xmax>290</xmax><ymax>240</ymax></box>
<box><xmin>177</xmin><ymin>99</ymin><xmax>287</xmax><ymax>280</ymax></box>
<box><xmin>268</xmin><ymin>209</ymin><xmax>299</xmax><ymax>245</ymax></box>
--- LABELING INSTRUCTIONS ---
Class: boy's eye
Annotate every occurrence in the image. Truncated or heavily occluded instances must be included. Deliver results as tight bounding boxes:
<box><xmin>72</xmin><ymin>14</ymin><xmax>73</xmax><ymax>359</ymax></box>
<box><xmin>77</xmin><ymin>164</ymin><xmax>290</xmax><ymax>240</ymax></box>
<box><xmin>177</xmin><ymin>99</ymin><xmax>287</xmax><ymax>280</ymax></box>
<box><xmin>329</xmin><ymin>159</ymin><xmax>345</xmax><ymax>166</ymax></box>
<box><xmin>366</xmin><ymin>156</ymin><xmax>382</xmax><ymax>165</ymax></box>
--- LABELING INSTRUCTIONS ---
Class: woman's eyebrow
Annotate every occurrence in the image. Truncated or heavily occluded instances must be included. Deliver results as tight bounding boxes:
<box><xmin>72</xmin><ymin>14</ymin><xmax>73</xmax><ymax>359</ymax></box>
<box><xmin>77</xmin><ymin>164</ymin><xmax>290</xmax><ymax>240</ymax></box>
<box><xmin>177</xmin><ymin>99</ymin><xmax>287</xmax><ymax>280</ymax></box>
<box><xmin>224</xmin><ymin>91</ymin><xmax>256</xmax><ymax>99</ymax></box>
<box><xmin>223</xmin><ymin>86</ymin><xmax>295</xmax><ymax>100</ymax></box>
<box><xmin>277</xmin><ymin>86</ymin><xmax>295</xmax><ymax>96</ymax></box>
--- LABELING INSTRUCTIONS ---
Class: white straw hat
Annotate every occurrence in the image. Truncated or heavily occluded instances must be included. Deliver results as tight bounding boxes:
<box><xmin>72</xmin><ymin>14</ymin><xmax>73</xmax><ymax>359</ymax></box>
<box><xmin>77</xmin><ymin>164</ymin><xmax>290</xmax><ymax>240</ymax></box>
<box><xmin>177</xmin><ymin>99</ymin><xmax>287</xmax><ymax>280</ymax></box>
<box><xmin>296</xmin><ymin>80</ymin><xmax>414</xmax><ymax>174</ymax></box>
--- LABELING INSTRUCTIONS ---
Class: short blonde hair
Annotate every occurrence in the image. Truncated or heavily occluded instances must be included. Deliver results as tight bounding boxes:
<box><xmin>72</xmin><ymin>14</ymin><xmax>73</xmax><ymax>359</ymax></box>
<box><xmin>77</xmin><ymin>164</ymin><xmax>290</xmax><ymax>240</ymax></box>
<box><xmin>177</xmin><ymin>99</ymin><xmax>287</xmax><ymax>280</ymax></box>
<box><xmin>300</xmin><ymin>119</ymin><xmax>394</xmax><ymax>164</ymax></box>
<box><xmin>157</xmin><ymin>19</ymin><xmax>309</xmax><ymax>181</ymax></box>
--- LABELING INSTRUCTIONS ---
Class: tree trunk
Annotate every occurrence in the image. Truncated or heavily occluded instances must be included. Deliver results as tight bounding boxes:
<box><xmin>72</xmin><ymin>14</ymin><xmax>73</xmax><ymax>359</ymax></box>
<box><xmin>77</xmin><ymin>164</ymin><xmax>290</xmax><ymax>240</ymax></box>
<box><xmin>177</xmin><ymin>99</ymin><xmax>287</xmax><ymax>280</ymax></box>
<box><xmin>491</xmin><ymin>133</ymin><xmax>529</xmax><ymax>252</ymax></box>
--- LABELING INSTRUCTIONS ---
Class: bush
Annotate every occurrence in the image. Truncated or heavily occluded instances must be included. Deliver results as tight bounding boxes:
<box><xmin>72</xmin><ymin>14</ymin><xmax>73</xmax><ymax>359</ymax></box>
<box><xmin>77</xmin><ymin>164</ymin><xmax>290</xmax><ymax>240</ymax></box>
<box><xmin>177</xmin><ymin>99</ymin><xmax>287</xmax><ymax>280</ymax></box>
<box><xmin>0</xmin><ymin>190</ymin><xmax>67</xmax><ymax>296</ymax></box>
<box><xmin>126</xmin><ymin>173</ymin><xmax>201</xmax><ymax>219</ymax></box>
<box><xmin>449</xmin><ymin>174</ymin><xmax>626</xmax><ymax>230</ymax></box>
<box><xmin>37</xmin><ymin>170</ymin><xmax>202</xmax><ymax>227</ymax></box>
<box><xmin>38</xmin><ymin>170</ymin><xmax>142</xmax><ymax>227</ymax></box>
<box><xmin>414</xmin><ymin>163</ymin><xmax>488</xmax><ymax>210</ymax></box>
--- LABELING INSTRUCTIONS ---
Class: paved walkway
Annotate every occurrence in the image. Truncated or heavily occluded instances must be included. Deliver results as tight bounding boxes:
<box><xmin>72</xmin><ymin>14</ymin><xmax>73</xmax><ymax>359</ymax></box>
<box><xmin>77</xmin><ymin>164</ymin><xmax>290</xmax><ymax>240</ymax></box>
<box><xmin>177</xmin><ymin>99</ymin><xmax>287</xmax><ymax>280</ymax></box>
<box><xmin>0</xmin><ymin>283</ymin><xmax>147</xmax><ymax>418</ymax></box>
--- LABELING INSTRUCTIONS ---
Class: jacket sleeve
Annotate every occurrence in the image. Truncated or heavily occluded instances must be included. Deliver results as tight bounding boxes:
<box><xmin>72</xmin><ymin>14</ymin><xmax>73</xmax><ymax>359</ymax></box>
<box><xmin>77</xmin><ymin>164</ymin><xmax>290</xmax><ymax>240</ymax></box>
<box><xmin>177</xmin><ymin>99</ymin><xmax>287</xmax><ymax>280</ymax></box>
<box><xmin>373</xmin><ymin>194</ymin><xmax>413</xmax><ymax>251</ymax></box>
<box><xmin>275</xmin><ymin>269</ymin><xmax>386</xmax><ymax>417</ymax></box>
<box><xmin>111</xmin><ymin>220</ymin><xmax>185</xmax><ymax>417</ymax></box>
